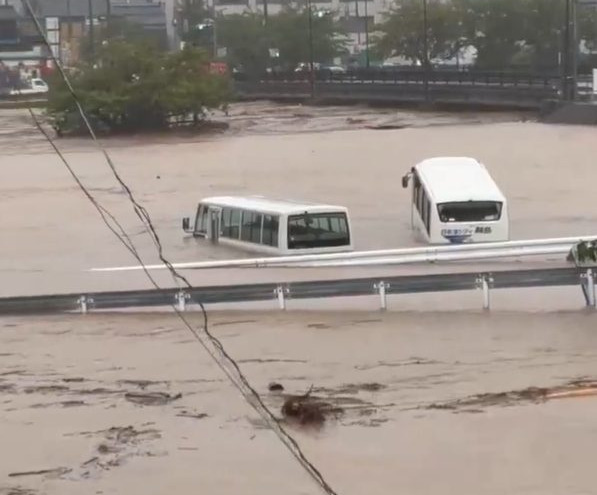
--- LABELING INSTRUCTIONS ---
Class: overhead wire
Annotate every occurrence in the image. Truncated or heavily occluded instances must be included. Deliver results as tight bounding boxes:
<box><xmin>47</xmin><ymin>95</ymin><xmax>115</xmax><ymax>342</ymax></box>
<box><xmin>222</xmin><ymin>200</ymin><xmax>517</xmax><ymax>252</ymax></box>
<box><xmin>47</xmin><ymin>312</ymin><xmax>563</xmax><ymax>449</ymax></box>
<box><xmin>20</xmin><ymin>2</ymin><xmax>339</xmax><ymax>494</ymax></box>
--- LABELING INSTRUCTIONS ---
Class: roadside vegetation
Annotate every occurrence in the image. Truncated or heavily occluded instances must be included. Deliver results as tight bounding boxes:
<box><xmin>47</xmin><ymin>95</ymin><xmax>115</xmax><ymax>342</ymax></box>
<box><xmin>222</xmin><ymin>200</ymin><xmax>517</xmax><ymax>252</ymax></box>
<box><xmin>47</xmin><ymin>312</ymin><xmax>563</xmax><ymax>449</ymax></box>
<box><xmin>47</xmin><ymin>24</ymin><xmax>230</xmax><ymax>136</ymax></box>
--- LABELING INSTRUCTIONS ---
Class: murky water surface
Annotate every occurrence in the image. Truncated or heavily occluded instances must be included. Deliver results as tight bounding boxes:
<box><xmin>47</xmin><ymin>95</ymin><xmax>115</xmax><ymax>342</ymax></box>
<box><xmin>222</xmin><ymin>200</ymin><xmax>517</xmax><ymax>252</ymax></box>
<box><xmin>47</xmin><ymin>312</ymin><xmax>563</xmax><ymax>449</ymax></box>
<box><xmin>1</xmin><ymin>103</ymin><xmax>597</xmax><ymax>494</ymax></box>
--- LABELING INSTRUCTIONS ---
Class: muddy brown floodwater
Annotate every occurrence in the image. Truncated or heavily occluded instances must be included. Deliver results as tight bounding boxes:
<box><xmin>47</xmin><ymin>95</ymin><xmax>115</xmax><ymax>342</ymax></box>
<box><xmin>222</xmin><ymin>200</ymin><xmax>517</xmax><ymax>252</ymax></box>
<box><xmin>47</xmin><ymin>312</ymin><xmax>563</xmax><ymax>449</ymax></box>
<box><xmin>1</xmin><ymin>103</ymin><xmax>597</xmax><ymax>495</ymax></box>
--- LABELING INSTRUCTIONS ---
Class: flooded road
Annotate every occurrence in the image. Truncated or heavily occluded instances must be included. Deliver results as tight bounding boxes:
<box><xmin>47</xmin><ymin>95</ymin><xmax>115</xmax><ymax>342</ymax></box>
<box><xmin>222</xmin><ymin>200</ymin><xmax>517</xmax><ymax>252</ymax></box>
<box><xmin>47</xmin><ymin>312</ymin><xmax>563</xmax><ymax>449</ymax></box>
<box><xmin>1</xmin><ymin>104</ymin><xmax>596</xmax><ymax>298</ymax></box>
<box><xmin>1</xmin><ymin>103</ymin><xmax>597</xmax><ymax>494</ymax></box>
<box><xmin>3</xmin><ymin>311</ymin><xmax>597</xmax><ymax>495</ymax></box>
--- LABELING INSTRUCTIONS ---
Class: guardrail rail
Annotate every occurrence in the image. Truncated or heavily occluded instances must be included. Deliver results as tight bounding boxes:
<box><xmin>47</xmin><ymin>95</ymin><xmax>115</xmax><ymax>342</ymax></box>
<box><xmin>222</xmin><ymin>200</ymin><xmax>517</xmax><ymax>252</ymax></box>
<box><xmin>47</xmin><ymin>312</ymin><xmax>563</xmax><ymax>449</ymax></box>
<box><xmin>1</xmin><ymin>267</ymin><xmax>595</xmax><ymax>315</ymax></box>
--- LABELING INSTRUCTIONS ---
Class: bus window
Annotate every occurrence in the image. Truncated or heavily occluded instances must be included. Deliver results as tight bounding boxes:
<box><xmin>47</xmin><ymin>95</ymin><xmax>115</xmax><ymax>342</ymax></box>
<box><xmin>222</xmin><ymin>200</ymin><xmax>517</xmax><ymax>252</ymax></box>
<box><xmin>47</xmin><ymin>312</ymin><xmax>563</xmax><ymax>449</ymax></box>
<box><xmin>262</xmin><ymin>215</ymin><xmax>279</xmax><ymax>246</ymax></box>
<box><xmin>414</xmin><ymin>175</ymin><xmax>422</xmax><ymax>212</ymax></box>
<box><xmin>424</xmin><ymin>198</ymin><xmax>431</xmax><ymax>233</ymax></box>
<box><xmin>241</xmin><ymin>211</ymin><xmax>262</xmax><ymax>243</ymax></box>
<box><xmin>287</xmin><ymin>212</ymin><xmax>350</xmax><ymax>249</ymax></box>
<box><xmin>240</xmin><ymin>211</ymin><xmax>252</xmax><ymax>242</ymax></box>
<box><xmin>251</xmin><ymin>213</ymin><xmax>263</xmax><ymax>244</ymax></box>
<box><xmin>437</xmin><ymin>201</ymin><xmax>502</xmax><ymax>223</ymax></box>
<box><xmin>221</xmin><ymin>207</ymin><xmax>232</xmax><ymax>237</ymax></box>
<box><xmin>229</xmin><ymin>208</ymin><xmax>241</xmax><ymax>239</ymax></box>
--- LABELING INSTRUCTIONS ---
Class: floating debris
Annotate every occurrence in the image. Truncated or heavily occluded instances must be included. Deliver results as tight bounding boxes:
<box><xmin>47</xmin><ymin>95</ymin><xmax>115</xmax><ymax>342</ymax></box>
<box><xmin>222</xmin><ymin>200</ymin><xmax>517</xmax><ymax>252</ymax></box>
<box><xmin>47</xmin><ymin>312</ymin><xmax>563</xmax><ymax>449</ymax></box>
<box><xmin>281</xmin><ymin>387</ymin><xmax>344</xmax><ymax>427</ymax></box>
<box><xmin>124</xmin><ymin>392</ymin><xmax>182</xmax><ymax>406</ymax></box>
<box><xmin>365</xmin><ymin>124</ymin><xmax>407</xmax><ymax>130</ymax></box>
<box><xmin>268</xmin><ymin>382</ymin><xmax>284</xmax><ymax>392</ymax></box>
<box><xmin>176</xmin><ymin>411</ymin><xmax>208</xmax><ymax>419</ymax></box>
<box><xmin>425</xmin><ymin>378</ymin><xmax>597</xmax><ymax>412</ymax></box>
<box><xmin>8</xmin><ymin>467</ymin><xmax>71</xmax><ymax>478</ymax></box>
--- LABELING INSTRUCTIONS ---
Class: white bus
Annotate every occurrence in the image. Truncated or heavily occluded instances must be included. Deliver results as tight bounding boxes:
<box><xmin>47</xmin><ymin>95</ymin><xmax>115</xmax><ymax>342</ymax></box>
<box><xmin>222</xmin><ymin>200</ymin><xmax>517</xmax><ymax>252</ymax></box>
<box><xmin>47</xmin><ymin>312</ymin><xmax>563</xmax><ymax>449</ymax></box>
<box><xmin>182</xmin><ymin>196</ymin><xmax>354</xmax><ymax>255</ymax></box>
<box><xmin>401</xmin><ymin>157</ymin><xmax>509</xmax><ymax>244</ymax></box>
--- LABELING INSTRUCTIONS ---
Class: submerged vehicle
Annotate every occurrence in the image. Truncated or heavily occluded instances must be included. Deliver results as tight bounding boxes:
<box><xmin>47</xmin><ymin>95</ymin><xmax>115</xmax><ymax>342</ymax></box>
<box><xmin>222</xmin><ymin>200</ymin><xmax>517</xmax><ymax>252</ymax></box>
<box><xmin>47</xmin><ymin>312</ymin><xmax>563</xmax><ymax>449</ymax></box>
<box><xmin>182</xmin><ymin>195</ymin><xmax>354</xmax><ymax>255</ymax></box>
<box><xmin>402</xmin><ymin>157</ymin><xmax>509</xmax><ymax>244</ymax></box>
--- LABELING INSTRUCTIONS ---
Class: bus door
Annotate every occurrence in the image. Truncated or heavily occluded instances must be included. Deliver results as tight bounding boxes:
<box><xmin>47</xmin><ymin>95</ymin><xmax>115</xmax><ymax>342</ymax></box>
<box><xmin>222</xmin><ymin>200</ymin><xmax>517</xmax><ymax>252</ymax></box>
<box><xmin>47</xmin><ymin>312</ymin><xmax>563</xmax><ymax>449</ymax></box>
<box><xmin>207</xmin><ymin>206</ymin><xmax>221</xmax><ymax>243</ymax></box>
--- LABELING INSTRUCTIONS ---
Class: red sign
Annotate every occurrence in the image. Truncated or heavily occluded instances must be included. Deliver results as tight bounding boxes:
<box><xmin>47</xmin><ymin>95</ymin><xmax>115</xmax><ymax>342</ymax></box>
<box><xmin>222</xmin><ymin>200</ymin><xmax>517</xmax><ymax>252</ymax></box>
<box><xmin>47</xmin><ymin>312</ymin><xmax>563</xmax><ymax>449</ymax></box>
<box><xmin>209</xmin><ymin>62</ymin><xmax>228</xmax><ymax>75</ymax></box>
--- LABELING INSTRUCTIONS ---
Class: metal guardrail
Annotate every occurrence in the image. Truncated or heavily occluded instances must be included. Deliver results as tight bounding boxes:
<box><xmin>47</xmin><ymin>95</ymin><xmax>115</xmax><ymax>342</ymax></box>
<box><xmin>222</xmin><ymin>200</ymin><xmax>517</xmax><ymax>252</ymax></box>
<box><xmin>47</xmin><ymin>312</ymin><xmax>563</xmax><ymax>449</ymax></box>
<box><xmin>90</xmin><ymin>235</ymin><xmax>597</xmax><ymax>272</ymax></box>
<box><xmin>1</xmin><ymin>267</ymin><xmax>594</xmax><ymax>315</ymax></box>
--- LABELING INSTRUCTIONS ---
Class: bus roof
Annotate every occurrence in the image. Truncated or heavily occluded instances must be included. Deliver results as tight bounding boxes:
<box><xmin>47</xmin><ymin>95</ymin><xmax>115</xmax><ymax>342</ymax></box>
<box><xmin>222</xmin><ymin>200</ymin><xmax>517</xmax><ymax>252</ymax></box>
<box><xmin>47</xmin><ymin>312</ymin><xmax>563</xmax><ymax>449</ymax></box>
<box><xmin>414</xmin><ymin>157</ymin><xmax>506</xmax><ymax>204</ymax></box>
<box><xmin>201</xmin><ymin>196</ymin><xmax>348</xmax><ymax>215</ymax></box>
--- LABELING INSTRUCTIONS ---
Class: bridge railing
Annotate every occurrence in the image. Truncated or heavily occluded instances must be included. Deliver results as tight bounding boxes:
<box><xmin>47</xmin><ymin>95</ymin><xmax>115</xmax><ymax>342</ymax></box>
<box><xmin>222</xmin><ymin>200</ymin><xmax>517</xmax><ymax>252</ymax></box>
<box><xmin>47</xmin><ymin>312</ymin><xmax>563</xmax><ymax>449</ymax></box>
<box><xmin>235</xmin><ymin>68</ymin><xmax>562</xmax><ymax>89</ymax></box>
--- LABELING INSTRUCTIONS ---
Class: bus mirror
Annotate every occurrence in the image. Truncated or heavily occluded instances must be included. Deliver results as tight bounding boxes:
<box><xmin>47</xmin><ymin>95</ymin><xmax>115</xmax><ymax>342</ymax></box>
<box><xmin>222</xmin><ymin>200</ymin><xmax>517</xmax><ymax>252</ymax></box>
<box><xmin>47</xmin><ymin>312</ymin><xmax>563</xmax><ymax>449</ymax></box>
<box><xmin>401</xmin><ymin>174</ymin><xmax>410</xmax><ymax>188</ymax></box>
<box><xmin>182</xmin><ymin>217</ymin><xmax>190</xmax><ymax>231</ymax></box>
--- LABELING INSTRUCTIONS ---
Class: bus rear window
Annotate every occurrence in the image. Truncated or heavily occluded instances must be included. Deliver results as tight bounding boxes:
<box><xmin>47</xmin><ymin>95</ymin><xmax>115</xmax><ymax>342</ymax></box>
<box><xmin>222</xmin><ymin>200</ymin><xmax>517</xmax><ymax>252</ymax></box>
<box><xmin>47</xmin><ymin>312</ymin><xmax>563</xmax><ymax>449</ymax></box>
<box><xmin>437</xmin><ymin>201</ymin><xmax>502</xmax><ymax>223</ymax></box>
<box><xmin>287</xmin><ymin>212</ymin><xmax>350</xmax><ymax>249</ymax></box>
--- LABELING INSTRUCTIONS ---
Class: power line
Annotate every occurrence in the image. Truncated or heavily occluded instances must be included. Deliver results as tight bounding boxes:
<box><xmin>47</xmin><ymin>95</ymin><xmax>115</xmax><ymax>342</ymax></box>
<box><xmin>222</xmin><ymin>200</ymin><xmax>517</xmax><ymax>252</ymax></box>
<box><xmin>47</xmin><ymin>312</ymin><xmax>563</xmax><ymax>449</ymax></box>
<box><xmin>20</xmin><ymin>2</ymin><xmax>339</xmax><ymax>494</ymax></box>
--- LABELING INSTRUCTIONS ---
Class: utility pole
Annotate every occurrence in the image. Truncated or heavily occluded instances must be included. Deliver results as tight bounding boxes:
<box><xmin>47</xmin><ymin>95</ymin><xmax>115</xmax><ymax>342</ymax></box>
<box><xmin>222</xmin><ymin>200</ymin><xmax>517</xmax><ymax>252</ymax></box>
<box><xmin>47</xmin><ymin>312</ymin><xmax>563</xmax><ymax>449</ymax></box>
<box><xmin>88</xmin><ymin>0</ymin><xmax>95</xmax><ymax>62</ymax></box>
<box><xmin>308</xmin><ymin>0</ymin><xmax>314</xmax><ymax>98</ymax></box>
<box><xmin>355</xmin><ymin>0</ymin><xmax>360</xmax><ymax>46</ymax></box>
<box><xmin>210</xmin><ymin>0</ymin><xmax>217</xmax><ymax>58</ymax></box>
<box><xmin>364</xmin><ymin>0</ymin><xmax>370</xmax><ymax>68</ymax></box>
<box><xmin>422</xmin><ymin>0</ymin><xmax>429</xmax><ymax>102</ymax></box>
<box><xmin>263</xmin><ymin>0</ymin><xmax>268</xmax><ymax>25</ymax></box>
<box><xmin>106</xmin><ymin>0</ymin><xmax>111</xmax><ymax>34</ymax></box>
<box><xmin>571</xmin><ymin>0</ymin><xmax>578</xmax><ymax>100</ymax></box>
<box><xmin>563</xmin><ymin>0</ymin><xmax>570</xmax><ymax>99</ymax></box>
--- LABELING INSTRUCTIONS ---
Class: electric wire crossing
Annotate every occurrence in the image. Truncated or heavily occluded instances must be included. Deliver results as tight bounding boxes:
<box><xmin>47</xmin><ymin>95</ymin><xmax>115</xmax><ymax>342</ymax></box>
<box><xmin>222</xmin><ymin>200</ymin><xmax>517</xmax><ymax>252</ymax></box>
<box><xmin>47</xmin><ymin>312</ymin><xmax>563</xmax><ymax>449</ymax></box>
<box><xmin>20</xmin><ymin>1</ymin><xmax>338</xmax><ymax>493</ymax></box>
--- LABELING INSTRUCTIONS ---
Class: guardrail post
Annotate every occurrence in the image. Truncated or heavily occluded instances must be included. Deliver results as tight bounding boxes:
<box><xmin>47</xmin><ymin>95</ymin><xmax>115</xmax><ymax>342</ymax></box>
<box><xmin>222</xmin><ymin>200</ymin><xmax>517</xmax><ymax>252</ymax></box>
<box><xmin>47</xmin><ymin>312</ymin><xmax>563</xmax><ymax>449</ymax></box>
<box><xmin>275</xmin><ymin>285</ymin><xmax>287</xmax><ymax>310</ymax></box>
<box><xmin>77</xmin><ymin>295</ymin><xmax>90</xmax><ymax>314</ymax></box>
<box><xmin>175</xmin><ymin>290</ymin><xmax>189</xmax><ymax>312</ymax></box>
<box><xmin>476</xmin><ymin>275</ymin><xmax>493</xmax><ymax>310</ymax></box>
<box><xmin>374</xmin><ymin>281</ymin><xmax>389</xmax><ymax>311</ymax></box>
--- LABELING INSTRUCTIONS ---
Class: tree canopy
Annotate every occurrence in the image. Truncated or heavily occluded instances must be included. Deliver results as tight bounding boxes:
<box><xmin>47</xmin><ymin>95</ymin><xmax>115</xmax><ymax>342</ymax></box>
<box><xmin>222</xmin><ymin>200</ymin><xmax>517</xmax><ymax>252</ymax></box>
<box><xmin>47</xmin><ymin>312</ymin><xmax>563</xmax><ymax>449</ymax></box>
<box><xmin>47</xmin><ymin>40</ymin><xmax>230</xmax><ymax>135</ymax></box>
<box><xmin>216</xmin><ymin>8</ymin><xmax>348</xmax><ymax>74</ymax></box>
<box><xmin>375</xmin><ymin>0</ymin><xmax>597</xmax><ymax>71</ymax></box>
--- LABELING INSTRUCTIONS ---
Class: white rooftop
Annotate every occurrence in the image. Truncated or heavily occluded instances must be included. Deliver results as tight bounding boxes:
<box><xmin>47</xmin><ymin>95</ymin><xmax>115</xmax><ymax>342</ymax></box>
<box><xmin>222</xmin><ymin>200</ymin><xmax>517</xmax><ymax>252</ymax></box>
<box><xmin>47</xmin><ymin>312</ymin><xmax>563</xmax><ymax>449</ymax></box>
<box><xmin>201</xmin><ymin>196</ymin><xmax>348</xmax><ymax>215</ymax></box>
<box><xmin>414</xmin><ymin>157</ymin><xmax>506</xmax><ymax>203</ymax></box>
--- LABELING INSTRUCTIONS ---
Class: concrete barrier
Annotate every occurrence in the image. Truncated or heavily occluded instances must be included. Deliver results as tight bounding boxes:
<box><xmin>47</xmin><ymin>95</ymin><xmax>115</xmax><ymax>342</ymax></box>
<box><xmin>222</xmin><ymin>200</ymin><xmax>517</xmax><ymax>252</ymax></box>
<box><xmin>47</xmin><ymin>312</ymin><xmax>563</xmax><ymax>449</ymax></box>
<box><xmin>541</xmin><ymin>100</ymin><xmax>597</xmax><ymax>125</ymax></box>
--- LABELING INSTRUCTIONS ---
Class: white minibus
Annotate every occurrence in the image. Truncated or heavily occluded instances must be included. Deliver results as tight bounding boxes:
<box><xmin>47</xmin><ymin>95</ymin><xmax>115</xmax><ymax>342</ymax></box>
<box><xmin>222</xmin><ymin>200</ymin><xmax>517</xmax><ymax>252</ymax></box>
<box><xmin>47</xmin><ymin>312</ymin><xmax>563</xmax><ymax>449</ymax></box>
<box><xmin>182</xmin><ymin>195</ymin><xmax>354</xmax><ymax>255</ymax></box>
<box><xmin>401</xmin><ymin>157</ymin><xmax>509</xmax><ymax>244</ymax></box>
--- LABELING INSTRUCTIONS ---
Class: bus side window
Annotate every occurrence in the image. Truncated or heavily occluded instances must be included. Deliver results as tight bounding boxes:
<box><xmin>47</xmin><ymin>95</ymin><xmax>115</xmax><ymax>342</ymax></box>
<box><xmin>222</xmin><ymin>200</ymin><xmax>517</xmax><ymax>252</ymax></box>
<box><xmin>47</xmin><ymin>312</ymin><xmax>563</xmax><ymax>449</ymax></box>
<box><xmin>423</xmin><ymin>197</ymin><xmax>431</xmax><ymax>234</ymax></box>
<box><xmin>240</xmin><ymin>210</ymin><xmax>252</xmax><ymax>242</ymax></box>
<box><xmin>229</xmin><ymin>208</ymin><xmax>241</xmax><ymax>239</ymax></box>
<box><xmin>262</xmin><ymin>215</ymin><xmax>279</xmax><ymax>247</ymax></box>
<box><xmin>221</xmin><ymin>207</ymin><xmax>232</xmax><ymax>237</ymax></box>
<box><xmin>414</xmin><ymin>176</ymin><xmax>421</xmax><ymax>212</ymax></box>
<box><xmin>251</xmin><ymin>213</ymin><xmax>263</xmax><ymax>244</ymax></box>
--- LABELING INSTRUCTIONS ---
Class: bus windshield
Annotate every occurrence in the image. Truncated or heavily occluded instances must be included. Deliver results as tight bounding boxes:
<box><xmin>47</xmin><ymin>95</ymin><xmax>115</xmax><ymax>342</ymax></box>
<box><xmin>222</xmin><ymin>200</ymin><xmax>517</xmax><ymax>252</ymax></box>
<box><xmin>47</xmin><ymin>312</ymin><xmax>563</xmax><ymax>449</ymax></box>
<box><xmin>287</xmin><ymin>212</ymin><xmax>350</xmax><ymax>249</ymax></box>
<box><xmin>437</xmin><ymin>201</ymin><xmax>502</xmax><ymax>223</ymax></box>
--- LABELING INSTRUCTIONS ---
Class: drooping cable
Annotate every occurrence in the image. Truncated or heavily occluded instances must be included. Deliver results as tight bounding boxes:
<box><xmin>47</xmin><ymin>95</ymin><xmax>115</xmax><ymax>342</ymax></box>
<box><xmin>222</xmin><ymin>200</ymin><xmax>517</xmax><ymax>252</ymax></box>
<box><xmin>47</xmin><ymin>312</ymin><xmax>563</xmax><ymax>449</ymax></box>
<box><xmin>21</xmin><ymin>2</ymin><xmax>339</xmax><ymax>494</ymax></box>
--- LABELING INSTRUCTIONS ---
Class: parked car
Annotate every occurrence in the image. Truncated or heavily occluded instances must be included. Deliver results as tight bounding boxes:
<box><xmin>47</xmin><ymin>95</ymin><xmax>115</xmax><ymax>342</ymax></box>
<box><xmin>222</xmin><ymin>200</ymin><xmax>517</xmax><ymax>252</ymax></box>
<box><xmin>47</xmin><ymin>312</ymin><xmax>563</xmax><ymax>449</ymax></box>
<box><xmin>9</xmin><ymin>77</ymin><xmax>49</xmax><ymax>96</ymax></box>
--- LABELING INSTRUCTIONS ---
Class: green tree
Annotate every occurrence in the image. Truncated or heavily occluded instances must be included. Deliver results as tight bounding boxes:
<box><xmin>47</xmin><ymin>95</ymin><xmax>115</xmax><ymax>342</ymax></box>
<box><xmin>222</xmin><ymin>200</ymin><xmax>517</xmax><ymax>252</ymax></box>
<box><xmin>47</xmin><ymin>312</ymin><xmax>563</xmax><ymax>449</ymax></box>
<box><xmin>267</xmin><ymin>7</ymin><xmax>348</xmax><ymax>69</ymax></box>
<box><xmin>216</xmin><ymin>13</ymin><xmax>270</xmax><ymax>76</ymax></box>
<box><xmin>458</xmin><ymin>0</ymin><xmax>526</xmax><ymax>68</ymax></box>
<box><xmin>216</xmin><ymin>8</ymin><xmax>348</xmax><ymax>74</ymax></box>
<box><xmin>47</xmin><ymin>40</ymin><xmax>230</xmax><ymax>135</ymax></box>
<box><xmin>375</xmin><ymin>0</ymin><xmax>597</xmax><ymax>71</ymax></box>
<box><xmin>177</xmin><ymin>0</ymin><xmax>211</xmax><ymax>45</ymax></box>
<box><xmin>80</xmin><ymin>17</ymin><xmax>168</xmax><ymax>62</ymax></box>
<box><xmin>374</xmin><ymin>0</ymin><xmax>468</xmax><ymax>64</ymax></box>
